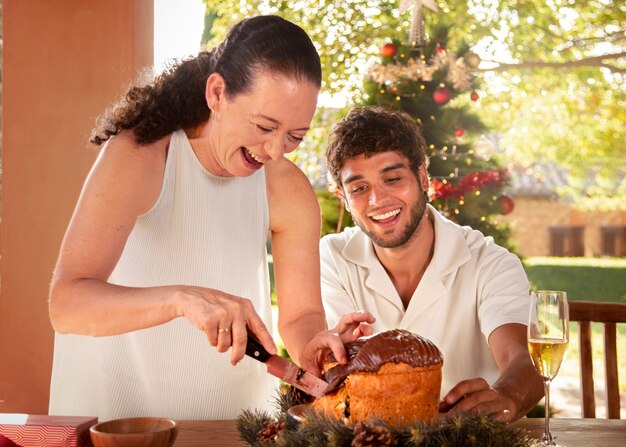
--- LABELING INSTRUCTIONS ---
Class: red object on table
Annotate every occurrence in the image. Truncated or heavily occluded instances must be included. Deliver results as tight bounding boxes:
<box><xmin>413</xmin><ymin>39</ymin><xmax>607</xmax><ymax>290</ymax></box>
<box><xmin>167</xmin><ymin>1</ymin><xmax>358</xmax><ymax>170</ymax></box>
<box><xmin>0</xmin><ymin>435</ymin><xmax>19</xmax><ymax>446</ymax></box>
<box><xmin>0</xmin><ymin>414</ymin><xmax>97</xmax><ymax>447</ymax></box>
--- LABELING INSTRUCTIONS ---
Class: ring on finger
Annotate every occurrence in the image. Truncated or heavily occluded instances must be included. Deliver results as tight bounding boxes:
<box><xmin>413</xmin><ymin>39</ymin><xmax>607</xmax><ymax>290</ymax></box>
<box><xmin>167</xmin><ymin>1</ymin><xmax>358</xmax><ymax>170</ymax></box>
<box><xmin>218</xmin><ymin>328</ymin><xmax>230</xmax><ymax>334</ymax></box>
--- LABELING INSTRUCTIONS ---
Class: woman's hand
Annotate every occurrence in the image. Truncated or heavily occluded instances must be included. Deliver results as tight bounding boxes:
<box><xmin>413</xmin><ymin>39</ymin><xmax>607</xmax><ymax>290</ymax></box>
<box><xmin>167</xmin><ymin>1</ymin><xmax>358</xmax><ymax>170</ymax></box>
<box><xmin>177</xmin><ymin>286</ymin><xmax>276</xmax><ymax>365</ymax></box>
<box><xmin>298</xmin><ymin>311</ymin><xmax>376</xmax><ymax>376</ymax></box>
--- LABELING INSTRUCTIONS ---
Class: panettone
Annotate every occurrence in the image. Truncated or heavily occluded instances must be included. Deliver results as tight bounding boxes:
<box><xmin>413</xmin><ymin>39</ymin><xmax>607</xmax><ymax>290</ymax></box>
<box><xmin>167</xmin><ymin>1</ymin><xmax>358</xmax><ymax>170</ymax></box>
<box><xmin>312</xmin><ymin>329</ymin><xmax>443</xmax><ymax>426</ymax></box>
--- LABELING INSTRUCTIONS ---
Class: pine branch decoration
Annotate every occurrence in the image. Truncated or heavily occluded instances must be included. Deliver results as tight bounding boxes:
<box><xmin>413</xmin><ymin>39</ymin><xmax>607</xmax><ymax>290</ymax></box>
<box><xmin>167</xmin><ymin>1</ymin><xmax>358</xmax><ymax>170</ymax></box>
<box><xmin>236</xmin><ymin>388</ymin><xmax>536</xmax><ymax>447</ymax></box>
<box><xmin>236</xmin><ymin>408</ymin><xmax>274</xmax><ymax>447</ymax></box>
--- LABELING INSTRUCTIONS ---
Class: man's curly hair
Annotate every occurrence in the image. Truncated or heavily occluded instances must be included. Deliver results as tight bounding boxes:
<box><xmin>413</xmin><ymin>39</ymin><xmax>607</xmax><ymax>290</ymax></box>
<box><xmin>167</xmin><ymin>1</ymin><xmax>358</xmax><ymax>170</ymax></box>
<box><xmin>91</xmin><ymin>15</ymin><xmax>321</xmax><ymax>146</ymax></box>
<box><xmin>326</xmin><ymin>105</ymin><xmax>429</xmax><ymax>189</ymax></box>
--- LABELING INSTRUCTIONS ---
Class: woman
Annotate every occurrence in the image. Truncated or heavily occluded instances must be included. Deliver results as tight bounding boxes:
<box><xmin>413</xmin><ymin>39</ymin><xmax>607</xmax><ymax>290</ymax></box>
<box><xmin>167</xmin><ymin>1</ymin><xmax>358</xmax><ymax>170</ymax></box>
<box><xmin>48</xmin><ymin>15</ymin><xmax>372</xmax><ymax>421</ymax></box>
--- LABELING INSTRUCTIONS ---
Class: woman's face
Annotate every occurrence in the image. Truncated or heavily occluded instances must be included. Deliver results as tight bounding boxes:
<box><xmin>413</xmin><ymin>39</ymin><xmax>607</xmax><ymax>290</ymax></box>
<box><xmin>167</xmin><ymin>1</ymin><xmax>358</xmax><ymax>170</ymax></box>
<box><xmin>204</xmin><ymin>70</ymin><xmax>319</xmax><ymax>177</ymax></box>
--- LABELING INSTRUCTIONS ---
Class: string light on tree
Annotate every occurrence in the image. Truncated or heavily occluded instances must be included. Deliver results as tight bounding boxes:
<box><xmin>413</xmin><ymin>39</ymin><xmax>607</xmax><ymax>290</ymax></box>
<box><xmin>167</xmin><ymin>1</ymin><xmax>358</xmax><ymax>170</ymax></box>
<box><xmin>472</xmin><ymin>136</ymin><xmax>495</xmax><ymax>161</ymax></box>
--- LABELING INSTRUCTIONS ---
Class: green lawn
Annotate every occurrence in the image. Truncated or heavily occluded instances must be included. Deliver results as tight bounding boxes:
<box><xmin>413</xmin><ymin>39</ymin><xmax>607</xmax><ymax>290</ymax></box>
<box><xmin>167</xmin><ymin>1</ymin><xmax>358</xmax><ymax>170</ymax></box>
<box><xmin>523</xmin><ymin>257</ymin><xmax>626</xmax><ymax>301</ymax></box>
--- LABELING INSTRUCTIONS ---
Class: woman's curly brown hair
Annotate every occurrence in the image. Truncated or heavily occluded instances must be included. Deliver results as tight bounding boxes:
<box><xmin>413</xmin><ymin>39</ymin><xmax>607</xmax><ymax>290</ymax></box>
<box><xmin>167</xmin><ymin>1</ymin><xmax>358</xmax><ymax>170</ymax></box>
<box><xmin>326</xmin><ymin>105</ymin><xmax>429</xmax><ymax>189</ymax></box>
<box><xmin>90</xmin><ymin>15</ymin><xmax>321</xmax><ymax>146</ymax></box>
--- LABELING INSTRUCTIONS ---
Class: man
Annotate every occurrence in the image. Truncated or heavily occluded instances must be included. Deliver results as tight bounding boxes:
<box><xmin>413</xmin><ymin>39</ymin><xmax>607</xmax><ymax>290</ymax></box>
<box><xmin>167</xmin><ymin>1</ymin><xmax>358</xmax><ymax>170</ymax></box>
<box><xmin>320</xmin><ymin>105</ymin><xmax>543</xmax><ymax>422</ymax></box>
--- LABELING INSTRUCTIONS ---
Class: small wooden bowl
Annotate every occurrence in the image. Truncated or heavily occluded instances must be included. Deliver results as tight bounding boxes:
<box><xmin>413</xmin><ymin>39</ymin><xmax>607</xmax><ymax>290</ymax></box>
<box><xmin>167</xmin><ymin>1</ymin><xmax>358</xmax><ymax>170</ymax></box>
<box><xmin>90</xmin><ymin>417</ymin><xmax>178</xmax><ymax>447</ymax></box>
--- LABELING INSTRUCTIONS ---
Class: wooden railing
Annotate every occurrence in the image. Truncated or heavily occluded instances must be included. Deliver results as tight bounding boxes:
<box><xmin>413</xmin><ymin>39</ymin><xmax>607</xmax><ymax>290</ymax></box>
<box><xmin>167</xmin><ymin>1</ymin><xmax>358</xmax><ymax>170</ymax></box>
<box><xmin>569</xmin><ymin>300</ymin><xmax>626</xmax><ymax>419</ymax></box>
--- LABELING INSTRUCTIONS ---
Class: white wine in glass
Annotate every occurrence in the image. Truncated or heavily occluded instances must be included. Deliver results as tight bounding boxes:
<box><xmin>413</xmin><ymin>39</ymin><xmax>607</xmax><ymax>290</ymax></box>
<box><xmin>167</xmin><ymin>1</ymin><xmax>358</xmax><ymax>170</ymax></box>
<box><xmin>528</xmin><ymin>290</ymin><xmax>569</xmax><ymax>446</ymax></box>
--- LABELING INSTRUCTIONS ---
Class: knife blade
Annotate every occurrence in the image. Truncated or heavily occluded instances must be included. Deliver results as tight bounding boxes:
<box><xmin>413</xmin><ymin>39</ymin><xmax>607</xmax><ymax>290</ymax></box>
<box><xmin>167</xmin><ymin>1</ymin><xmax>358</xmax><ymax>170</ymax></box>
<box><xmin>245</xmin><ymin>335</ymin><xmax>329</xmax><ymax>398</ymax></box>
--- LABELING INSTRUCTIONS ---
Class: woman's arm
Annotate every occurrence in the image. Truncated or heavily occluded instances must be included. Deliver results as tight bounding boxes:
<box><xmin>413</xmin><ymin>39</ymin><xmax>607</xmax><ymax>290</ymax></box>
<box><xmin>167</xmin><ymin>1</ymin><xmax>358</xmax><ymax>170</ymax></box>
<box><xmin>266</xmin><ymin>158</ymin><xmax>326</xmax><ymax>364</ymax></box>
<box><xmin>48</xmin><ymin>132</ymin><xmax>275</xmax><ymax>363</ymax></box>
<box><xmin>49</xmin><ymin>132</ymin><xmax>177</xmax><ymax>335</ymax></box>
<box><xmin>267</xmin><ymin>159</ymin><xmax>374</xmax><ymax>374</ymax></box>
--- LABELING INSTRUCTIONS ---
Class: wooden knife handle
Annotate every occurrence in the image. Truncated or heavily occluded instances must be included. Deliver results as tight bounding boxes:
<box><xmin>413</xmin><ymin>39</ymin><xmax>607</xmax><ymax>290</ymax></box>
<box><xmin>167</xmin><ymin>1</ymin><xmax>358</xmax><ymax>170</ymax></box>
<box><xmin>245</xmin><ymin>334</ymin><xmax>272</xmax><ymax>363</ymax></box>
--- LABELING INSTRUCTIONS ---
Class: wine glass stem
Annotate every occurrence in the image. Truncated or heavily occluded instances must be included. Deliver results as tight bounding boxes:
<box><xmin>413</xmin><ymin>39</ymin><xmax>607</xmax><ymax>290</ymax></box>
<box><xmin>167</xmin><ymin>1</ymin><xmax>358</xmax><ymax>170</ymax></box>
<box><xmin>543</xmin><ymin>379</ymin><xmax>554</xmax><ymax>445</ymax></box>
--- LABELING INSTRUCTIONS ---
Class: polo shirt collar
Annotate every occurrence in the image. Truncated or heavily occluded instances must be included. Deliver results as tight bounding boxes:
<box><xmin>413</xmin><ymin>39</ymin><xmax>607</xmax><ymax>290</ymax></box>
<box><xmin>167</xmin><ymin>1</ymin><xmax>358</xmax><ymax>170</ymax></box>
<box><xmin>341</xmin><ymin>204</ymin><xmax>471</xmax><ymax>274</ymax></box>
<box><xmin>339</xmin><ymin>205</ymin><xmax>473</xmax><ymax>318</ymax></box>
<box><xmin>429</xmin><ymin>204</ymin><xmax>472</xmax><ymax>275</ymax></box>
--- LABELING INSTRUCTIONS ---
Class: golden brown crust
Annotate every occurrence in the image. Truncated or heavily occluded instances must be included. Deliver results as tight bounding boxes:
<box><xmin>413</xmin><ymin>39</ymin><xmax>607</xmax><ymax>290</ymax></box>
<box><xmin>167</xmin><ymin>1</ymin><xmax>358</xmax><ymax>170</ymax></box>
<box><xmin>311</xmin><ymin>384</ymin><xmax>349</xmax><ymax>421</ymax></box>
<box><xmin>313</xmin><ymin>362</ymin><xmax>442</xmax><ymax>426</ymax></box>
<box><xmin>347</xmin><ymin>362</ymin><xmax>442</xmax><ymax>425</ymax></box>
<box><xmin>312</xmin><ymin>330</ymin><xmax>444</xmax><ymax>426</ymax></box>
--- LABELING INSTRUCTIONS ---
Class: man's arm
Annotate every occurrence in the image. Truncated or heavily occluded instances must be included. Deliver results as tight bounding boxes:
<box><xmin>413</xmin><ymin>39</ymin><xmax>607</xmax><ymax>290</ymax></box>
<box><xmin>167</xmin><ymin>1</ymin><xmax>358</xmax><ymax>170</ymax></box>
<box><xmin>439</xmin><ymin>323</ymin><xmax>544</xmax><ymax>422</ymax></box>
<box><xmin>490</xmin><ymin>323</ymin><xmax>545</xmax><ymax>420</ymax></box>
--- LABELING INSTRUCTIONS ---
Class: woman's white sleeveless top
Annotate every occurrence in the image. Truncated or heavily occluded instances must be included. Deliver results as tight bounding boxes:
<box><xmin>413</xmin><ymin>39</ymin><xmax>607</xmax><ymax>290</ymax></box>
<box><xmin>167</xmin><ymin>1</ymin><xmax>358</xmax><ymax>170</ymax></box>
<box><xmin>49</xmin><ymin>130</ymin><xmax>277</xmax><ymax>421</ymax></box>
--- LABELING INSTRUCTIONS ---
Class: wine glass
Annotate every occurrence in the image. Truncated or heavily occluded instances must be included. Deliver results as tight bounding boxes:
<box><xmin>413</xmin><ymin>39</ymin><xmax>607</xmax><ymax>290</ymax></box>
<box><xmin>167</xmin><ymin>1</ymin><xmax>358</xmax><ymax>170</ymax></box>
<box><xmin>527</xmin><ymin>290</ymin><xmax>569</xmax><ymax>446</ymax></box>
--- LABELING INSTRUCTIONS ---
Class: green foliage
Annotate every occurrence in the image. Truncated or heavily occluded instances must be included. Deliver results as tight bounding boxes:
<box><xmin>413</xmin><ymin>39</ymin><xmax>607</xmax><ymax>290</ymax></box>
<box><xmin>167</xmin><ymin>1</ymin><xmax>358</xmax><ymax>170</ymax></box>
<box><xmin>200</xmin><ymin>10</ymin><xmax>218</xmax><ymax>47</ymax></box>
<box><xmin>290</xmin><ymin>107</ymin><xmax>349</xmax><ymax>184</ymax></box>
<box><xmin>316</xmin><ymin>189</ymin><xmax>353</xmax><ymax>236</ymax></box>
<box><xmin>525</xmin><ymin>404</ymin><xmax>546</xmax><ymax>419</ymax></box>
<box><xmin>200</xmin><ymin>0</ymin><xmax>625</xmax><ymax>209</ymax></box>
<box><xmin>237</xmin><ymin>409</ymin><xmax>273</xmax><ymax>446</ymax></box>
<box><xmin>237</xmin><ymin>388</ymin><xmax>535</xmax><ymax>447</ymax></box>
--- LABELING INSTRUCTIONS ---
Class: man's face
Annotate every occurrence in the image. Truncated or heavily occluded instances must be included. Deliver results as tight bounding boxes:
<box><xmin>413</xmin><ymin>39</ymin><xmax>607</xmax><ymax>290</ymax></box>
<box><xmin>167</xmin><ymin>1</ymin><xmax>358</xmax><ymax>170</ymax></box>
<box><xmin>340</xmin><ymin>151</ymin><xmax>429</xmax><ymax>248</ymax></box>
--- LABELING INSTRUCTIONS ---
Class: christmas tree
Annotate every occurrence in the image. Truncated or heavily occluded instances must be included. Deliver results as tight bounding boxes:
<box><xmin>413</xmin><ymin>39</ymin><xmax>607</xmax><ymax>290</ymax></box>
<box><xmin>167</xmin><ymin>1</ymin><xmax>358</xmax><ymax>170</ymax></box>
<box><xmin>355</xmin><ymin>3</ymin><xmax>515</xmax><ymax>248</ymax></box>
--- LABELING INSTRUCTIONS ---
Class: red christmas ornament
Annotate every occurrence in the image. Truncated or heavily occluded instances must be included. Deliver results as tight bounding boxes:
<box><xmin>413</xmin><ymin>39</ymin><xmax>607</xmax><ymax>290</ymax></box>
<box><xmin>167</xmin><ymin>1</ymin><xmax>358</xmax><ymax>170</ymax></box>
<box><xmin>433</xmin><ymin>86</ymin><xmax>452</xmax><ymax>105</ymax></box>
<box><xmin>498</xmin><ymin>194</ymin><xmax>515</xmax><ymax>215</ymax></box>
<box><xmin>470</xmin><ymin>91</ymin><xmax>480</xmax><ymax>101</ymax></box>
<box><xmin>435</xmin><ymin>44</ymin><xmax>446</xmax><ymax>55</ymax></box>
<box><xmin>454</xmin><ymin>128</ymin><xmax>465</xmax><ymax>137</ymax></box>
<box><xmin>380</xmin><ymin>43</ymin><xmax>397</xmax><ymax>58</ymax></box>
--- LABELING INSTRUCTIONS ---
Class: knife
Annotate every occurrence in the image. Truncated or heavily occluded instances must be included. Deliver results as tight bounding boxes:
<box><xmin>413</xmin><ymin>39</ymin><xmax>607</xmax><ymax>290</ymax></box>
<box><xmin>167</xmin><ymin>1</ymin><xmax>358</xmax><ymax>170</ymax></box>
<box><xmin>245</xmin><ymin>335</ymin><xmax>329</xmax><ymax>398</ymax></box>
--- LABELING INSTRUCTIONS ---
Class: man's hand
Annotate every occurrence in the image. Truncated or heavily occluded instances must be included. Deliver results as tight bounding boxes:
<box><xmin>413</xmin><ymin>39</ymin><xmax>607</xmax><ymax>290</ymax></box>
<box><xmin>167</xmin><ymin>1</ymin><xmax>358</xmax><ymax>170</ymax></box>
<box><xmin>439</xmin><ymin>324</ymin><xmax>544</xmax><ymax>423</ymax></box>
<box><xmin>298</xmin><ymin>311</ymin><xmax>375</xmax><ymax>376</ymax></box>
<box><xmin>438</xmin><ymin>378</ymin><xmax>516</xmax><ymax>422</ymax></box>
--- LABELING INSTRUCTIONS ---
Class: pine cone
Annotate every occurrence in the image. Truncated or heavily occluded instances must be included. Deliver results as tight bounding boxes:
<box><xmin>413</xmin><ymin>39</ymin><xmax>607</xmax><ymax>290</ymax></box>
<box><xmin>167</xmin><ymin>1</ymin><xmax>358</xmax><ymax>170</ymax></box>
<box><xmin>351</xmin><ymin>420</ymin><xmax>397</xmax><ymax>447</ymax></box>
<box><xmin>258</xmin><ymin>421</ymin><xmax>286</xmax><ymax>444</ymax></box>
<box><xmin>285</xmin><ymin>384</ymin><xmax>315</xmax><ymax>406</ymax></box>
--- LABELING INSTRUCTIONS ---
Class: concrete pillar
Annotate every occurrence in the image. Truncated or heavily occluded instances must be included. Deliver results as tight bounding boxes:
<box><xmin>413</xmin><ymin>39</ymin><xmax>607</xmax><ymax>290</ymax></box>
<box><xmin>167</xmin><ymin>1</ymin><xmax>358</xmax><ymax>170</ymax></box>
<box><xmin>1</xmin><ymin>0</ymin><xmax>153</xmax><ymax>414</ymax></box>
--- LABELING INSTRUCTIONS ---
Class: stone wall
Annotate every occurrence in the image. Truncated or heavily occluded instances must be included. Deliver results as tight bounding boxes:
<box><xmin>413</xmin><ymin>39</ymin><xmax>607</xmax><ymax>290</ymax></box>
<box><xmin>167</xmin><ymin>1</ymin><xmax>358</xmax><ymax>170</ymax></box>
<box><xmin>500</xmin><ymin>196</ymin><xmax>626</xmax><ymax>257</ymax></box>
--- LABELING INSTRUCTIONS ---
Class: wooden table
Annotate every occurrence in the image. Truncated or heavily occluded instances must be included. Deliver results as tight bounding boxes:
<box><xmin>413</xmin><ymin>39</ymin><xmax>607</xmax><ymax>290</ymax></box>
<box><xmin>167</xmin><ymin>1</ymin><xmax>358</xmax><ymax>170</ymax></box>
<box><xmin>175</xmin><ymin>418</ymin><xmax>626</xmax><ymax>446</ymax></box>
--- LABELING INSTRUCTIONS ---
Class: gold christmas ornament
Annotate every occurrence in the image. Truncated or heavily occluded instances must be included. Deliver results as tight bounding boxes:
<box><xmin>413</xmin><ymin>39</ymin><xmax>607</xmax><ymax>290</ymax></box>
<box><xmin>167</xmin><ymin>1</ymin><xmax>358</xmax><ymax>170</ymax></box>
<box><xmin>368</xmin><ymin>50</ymin><xmax>478</xmax><ymax>91</ymax></box>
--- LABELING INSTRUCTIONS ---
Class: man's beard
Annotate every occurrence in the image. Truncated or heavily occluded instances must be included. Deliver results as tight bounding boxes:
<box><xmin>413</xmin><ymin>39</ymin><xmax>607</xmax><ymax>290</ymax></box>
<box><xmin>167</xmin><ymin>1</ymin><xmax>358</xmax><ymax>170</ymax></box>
<box><xmin>354</xmin><ymin>192</ymin><xmax>428</xmax><ymax>249</ymax></box>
